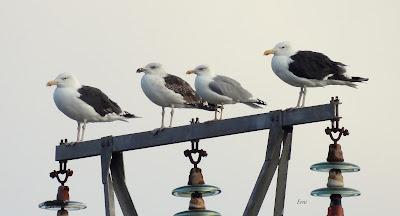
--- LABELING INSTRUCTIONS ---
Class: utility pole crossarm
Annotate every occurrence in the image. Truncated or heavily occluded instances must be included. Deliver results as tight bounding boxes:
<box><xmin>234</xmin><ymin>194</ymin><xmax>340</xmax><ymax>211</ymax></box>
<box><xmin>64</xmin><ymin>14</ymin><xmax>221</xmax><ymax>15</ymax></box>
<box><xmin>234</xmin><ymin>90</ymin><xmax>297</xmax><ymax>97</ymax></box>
<box><xmin>56</xmin><ymin>102</ymin><xmax>336</xmax><ymax>161</ymax></box>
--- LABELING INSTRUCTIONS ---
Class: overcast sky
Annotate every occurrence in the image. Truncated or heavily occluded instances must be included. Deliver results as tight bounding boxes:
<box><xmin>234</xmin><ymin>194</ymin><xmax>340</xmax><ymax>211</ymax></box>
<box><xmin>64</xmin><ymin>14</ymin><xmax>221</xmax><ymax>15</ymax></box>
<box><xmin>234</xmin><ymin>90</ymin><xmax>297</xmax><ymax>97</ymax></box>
<box><xmin>1</xmin><ymin>0</ymin><xmax>399</xmax><ymax>215</ymax></box>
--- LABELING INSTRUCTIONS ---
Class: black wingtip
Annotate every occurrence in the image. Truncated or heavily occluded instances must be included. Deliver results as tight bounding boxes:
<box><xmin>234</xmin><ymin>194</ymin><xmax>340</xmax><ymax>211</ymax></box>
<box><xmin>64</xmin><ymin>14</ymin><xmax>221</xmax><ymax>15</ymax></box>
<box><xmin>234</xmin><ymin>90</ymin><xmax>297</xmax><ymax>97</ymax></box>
<box><xmin>242</xmin><ymin>99</ymin><xmax>267</xmax><ymax>109</ymax></box>
<box><xmin>189</xmin><ymin>103</ymin><xmax>219</xmax><ymax>111</ymax></box>
<box><xmin>350</xmin><ymin>76</ymin><xmax>369</xmax><ymax>82</ymax></box>
<box><xmin>328</xmin><ymin>74</ymin><xmax>369</xmax><ymax>83</ymax></box>
<box><xmin>122</xmin><ymin>111</ymin><xmax>139</xmax><ymax>118</ymax></box>
<box><xmin>256</xmin><ymin>99</ymin><xmax>267</xmax><ymax>106</ymax></box>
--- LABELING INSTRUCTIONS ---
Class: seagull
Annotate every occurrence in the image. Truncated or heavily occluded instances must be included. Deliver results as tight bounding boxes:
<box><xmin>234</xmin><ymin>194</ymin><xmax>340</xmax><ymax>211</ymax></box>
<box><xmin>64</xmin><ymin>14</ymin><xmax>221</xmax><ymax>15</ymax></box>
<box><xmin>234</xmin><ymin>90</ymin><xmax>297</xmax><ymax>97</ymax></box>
<box><xmin>137</xmin><ymin>63</ymin><xmax>215</xmax><ymax>131</ymax></box>
<box><xmin>264</xmin><ymin>41</ymin><xmax>368</xmax><ymax>107</ymax></box>
<box><xmin>47</xmin><ymin>73</ymin><xmax>138</xmax><ymax>142</ymax></box>
<box><xmin>186</xmin><ymin>65</ymin><xmax>266</xmax><ymax>120</ymax></box>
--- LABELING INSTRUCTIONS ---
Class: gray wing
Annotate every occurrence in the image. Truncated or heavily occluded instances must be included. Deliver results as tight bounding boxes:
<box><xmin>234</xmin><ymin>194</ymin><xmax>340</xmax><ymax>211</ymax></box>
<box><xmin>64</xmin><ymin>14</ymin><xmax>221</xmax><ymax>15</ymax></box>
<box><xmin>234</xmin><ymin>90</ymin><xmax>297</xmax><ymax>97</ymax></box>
<box><xmin>209</xmin><ymin>75</ymin><xmax>253</xmax><ymax>101</ymax></box>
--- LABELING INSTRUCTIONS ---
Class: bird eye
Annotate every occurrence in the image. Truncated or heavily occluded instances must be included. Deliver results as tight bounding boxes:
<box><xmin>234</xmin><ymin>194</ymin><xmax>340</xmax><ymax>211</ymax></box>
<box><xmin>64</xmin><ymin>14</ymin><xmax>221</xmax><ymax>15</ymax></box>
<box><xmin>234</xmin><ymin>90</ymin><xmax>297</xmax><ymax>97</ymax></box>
<box><xmin>281</xmin><ymin>46</ymin><xmax>285</xmax><ymax>49</ymax></box>
<box><xmin>62</xmin><ymin>77</ymin><xmax>67</xmax><ymax>80</ymax></box>
<box><xmin>150</xmin><ymin>65</ymin><xmax>157</xmax><ymax>69</ymax></box>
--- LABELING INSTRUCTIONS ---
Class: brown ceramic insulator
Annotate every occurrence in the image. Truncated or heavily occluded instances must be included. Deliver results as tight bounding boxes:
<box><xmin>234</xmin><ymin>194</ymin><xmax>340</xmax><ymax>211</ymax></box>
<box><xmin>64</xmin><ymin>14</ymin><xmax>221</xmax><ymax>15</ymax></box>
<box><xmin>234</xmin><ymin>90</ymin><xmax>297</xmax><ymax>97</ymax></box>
<box><xmin>57</xmin><ymin>209</ymin><xmax>69</xmax><ymax>216</ymax></box>
<box><xmin>327</xmin><ymin>169</ymin><xmax>344</xmax><ymax>187</ymax></box>
<box><xmin>189</xmin><ymin>192</ymin><xmax>205</xmax><ymax>210</ymax></box>
<box><xmin>188</xmin><ymin>168</ymin><xmax>205</xmax><ymax>185</ymax></box>
<box><xmin>327</xmin><ymin>144</ymin><xmax>344</xmax><ymax>162</ymax></box>
<box><xmin>327</xmin><ymin>194</ymin><xmax>344</xmax><ymax>216</ymax></box>
<box><xmin>57</xmin><ymin>186</ymin><xmax>70</xmax><ymax>201</ymax></box>
<box><xmin>327</xmin><ymin>205</ymin><xmax>344</xmax><ymax>216</ymax></box>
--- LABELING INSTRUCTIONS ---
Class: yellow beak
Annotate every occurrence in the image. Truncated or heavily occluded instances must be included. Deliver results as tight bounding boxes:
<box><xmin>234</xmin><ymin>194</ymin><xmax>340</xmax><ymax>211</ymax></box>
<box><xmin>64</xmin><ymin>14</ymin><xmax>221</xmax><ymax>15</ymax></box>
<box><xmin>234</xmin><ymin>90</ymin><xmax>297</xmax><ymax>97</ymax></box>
<box><xmin>263</xmin><ymin>49</ymin><xmax>275</xmax><ymax>56</ymax></box>
<box><xmin>46</xmin><ymin>80</ymin><xmax>58</xmax><ymax>87</ymax></box>
<box><xmin>186</xmin><ymin>70</ymin><xmax>195</xmax><ymax>75</ymax></box>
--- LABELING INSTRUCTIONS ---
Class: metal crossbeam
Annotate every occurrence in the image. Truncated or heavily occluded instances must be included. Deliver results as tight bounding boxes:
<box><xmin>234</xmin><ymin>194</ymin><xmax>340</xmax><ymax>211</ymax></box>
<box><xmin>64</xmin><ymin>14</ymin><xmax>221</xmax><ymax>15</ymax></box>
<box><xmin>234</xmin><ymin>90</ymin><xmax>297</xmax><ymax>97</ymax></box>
<box><xmin>56</xmin><ymin>102</ymin><xmax>336</xmax><ymax>161</ymax></box>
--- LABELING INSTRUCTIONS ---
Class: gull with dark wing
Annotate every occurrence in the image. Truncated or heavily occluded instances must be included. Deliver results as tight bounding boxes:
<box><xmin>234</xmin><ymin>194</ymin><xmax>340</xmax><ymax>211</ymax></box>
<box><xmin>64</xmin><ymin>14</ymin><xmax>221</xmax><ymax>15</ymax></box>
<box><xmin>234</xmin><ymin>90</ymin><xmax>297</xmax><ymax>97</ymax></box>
<box><xmin>264</xmin><ymin>41</ymin><xmax>368</xmax><ymax>107</ymax></box>
<box><xmin>47</xmin><ymin>73</ymin><xmax>138</xmax><ymax>142</ymax></box>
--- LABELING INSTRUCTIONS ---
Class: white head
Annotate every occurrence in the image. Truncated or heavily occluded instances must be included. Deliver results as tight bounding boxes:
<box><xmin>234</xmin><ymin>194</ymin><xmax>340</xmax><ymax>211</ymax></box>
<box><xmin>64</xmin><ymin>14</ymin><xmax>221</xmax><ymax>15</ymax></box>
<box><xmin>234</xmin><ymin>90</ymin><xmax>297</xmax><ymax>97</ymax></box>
<box><xmin>264</xmin><ymin>41</ymin><xmax>294</xmax><ymax>57</ymax></box>
<box><xmin>47</xmin><ymin>73</ymin><xmax>81</xmax><ymax>88</ymax></box>
<box><xmin>186</xmin><ymin>65</ymin><xmax>212</xmax><ymax>76</ymax></box>
<box><xmin>136</xmin><ymin>62</ymin><xmax>166</xmax><ymax>75</ymax></box>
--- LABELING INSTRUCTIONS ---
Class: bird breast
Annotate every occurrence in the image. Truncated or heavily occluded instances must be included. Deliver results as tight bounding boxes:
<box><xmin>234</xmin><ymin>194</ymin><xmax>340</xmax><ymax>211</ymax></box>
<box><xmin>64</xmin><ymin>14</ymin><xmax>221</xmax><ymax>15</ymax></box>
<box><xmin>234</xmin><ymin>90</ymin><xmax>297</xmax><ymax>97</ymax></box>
<box><xmin>53</xmin><ymin>87</ymin><xmax>102</xmax><ymax>122</ymax></box>
<box><xmin>141</xmin><ymin>74</ymin><xmax>186</xmax><ymax>107</ymax></box>
<box><xmin>271</xmin><ymin>56</ymin><xmax>307</xmax><ymax>87</ymax></box>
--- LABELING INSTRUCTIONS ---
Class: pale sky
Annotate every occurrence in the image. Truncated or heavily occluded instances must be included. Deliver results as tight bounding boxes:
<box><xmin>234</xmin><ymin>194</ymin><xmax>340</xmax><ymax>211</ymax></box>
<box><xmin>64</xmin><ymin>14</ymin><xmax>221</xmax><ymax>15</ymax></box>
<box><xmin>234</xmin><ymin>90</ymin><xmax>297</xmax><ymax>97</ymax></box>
<box><xmin>0</xmin><ymin>0</ymin><xmax>399</xmax><ymax>215</ymax></box>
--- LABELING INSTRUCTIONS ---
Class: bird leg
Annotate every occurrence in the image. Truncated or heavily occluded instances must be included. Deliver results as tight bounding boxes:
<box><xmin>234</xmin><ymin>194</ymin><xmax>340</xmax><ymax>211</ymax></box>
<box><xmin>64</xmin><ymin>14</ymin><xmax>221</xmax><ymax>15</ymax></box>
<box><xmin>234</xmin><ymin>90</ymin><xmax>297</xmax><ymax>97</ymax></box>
<box><xmin>66</xmin><ymin>122</ymin><xmax>82</xmax><ymax>145</ymax></box>
<box><xmin>219</xmin><ymin>104</ymin><xmax>224</xmax><ymax>120</ymax></box>
<box><xmin>76</xmin><ymin>122</ymin><xmax>81</xmax><ymax>142</ymax></box>
<box><xmin>214</xmin><ymin>107</ymin><xmax>218</xmax><ymax>120</ymax></box>
<box><xmin>161</xmin><ymin>107</ymin><xmax>165</xmax><ymax>128</ymax></box>
<box><xmin>301</xmin><ymin>87</ymin><xmax>307</xmax><ymax>107</ymax></box>
<box><xmin>153</xmin><ymin>107</ymin><xmax>166</xmax><ymax>135</ymax></box>
<box><xmin>169</xmin><ymin>105</ymin><xmax>175</xmax><ymax>127</ymax></box>
<box><xmin>296</xmin><ymin>87</ymin><xmax>304</xmax><ymax>108</ymax></box>
<box><xmin>80</xmin><ymin>120</ymin><xmax>87</xmax><ymax>141</ymax></box>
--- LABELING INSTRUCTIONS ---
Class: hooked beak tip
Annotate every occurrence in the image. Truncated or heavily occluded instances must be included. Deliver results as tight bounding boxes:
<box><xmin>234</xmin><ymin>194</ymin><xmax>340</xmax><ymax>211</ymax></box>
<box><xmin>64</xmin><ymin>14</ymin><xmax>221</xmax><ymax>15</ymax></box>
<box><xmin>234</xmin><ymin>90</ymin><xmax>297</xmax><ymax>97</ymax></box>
<box><xmin>46</xmin><ymin>80</ymin><xmax>57</xmax><ymax>87</ymax></box>
<box><xmin>264</xmin><ymin>49</ymin><xmax>275</xmax><ymax>56</ymax></box>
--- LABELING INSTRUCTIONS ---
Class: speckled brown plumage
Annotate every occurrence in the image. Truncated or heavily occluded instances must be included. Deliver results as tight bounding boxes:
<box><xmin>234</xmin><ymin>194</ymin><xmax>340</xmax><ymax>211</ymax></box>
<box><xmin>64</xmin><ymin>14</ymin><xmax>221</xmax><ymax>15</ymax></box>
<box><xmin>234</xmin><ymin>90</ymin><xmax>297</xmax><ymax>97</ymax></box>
<box><xmin>164</xmin><ymin>74</ymin><xmax>201</xmax><ymax>104</ymax></box>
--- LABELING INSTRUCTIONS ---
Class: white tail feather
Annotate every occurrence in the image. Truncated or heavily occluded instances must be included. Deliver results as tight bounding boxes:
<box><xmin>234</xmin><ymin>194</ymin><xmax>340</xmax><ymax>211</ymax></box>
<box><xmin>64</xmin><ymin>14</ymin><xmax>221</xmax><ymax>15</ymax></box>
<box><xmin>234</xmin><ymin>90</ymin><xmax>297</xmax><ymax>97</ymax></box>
<box><xmin>325</xmin><ymin>80</ymin><xmax>358</xmax><ymax>88</ymax></box>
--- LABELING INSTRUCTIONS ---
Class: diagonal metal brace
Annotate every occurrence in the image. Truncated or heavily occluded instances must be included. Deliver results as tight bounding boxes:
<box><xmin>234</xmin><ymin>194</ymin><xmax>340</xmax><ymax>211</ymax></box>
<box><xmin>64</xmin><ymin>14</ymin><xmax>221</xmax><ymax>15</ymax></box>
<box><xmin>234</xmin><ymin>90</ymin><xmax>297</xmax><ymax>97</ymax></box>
<box><xmin>110</xmin><ymin>152</ymin><xmax>138</xmax><ymax>216</ymax></box>
<box><xmin>101</xmin><ymin>136</ymin><xmax>138</xmax><ymax>216</ymax></box>
<box><xmin>273</xmin><ymin>126</ymin><xmax>293</xmax><ymax>216</ymax></box>
<box><xmin>101</xmin><ymin>136</ymin><xmax>115</xmax><ymax>216</ymax></box>
<box><xmin>101</xmin><ymin>136</ymin><xmax>114</xmax><ymax>184</ymax></box>
<box><xmin>244</xmin><ymin>111</ymin><xmax>285</xmax><ymax>216</ymax></box>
